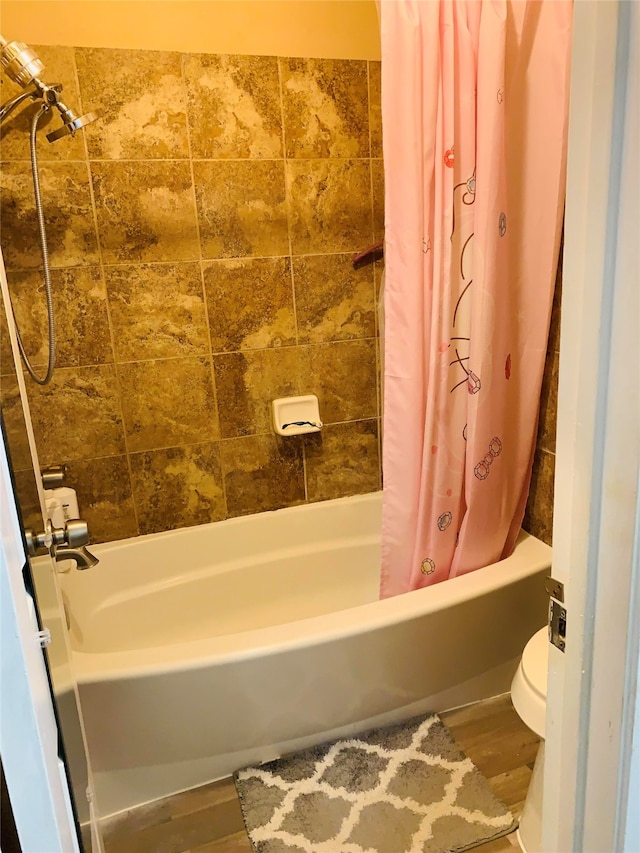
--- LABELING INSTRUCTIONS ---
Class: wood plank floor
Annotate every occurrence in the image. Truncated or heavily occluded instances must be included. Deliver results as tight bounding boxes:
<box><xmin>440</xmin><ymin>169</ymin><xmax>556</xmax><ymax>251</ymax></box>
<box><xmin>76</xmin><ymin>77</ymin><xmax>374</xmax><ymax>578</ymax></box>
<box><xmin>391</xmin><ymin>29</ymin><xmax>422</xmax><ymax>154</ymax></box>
<box><xmin>100</xmin><ymin>693</ymin><xmax>538</xmax><ymax>853</ymax></box>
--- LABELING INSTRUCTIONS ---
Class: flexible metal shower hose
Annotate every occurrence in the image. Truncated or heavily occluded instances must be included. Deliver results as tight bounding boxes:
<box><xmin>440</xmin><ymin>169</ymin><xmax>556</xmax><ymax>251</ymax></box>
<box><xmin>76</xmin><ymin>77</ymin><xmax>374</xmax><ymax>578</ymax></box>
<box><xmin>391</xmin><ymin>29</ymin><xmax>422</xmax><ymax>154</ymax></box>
<box><xmin>11</xmin><ymin>103</ymin><xmax>56</xmax><ymax>384</ymax></box>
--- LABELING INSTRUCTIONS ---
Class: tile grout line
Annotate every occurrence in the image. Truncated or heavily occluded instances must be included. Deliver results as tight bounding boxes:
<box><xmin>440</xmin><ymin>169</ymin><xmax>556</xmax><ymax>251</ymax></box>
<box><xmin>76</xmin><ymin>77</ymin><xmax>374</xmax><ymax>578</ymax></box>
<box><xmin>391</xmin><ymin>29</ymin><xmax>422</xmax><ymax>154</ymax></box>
<box><xmin>369</xmin><ymin>61</ymin><xmax>384</xmax><ymax>488</ymax></box>
<box><xmin>10</xmin><ymin>416</ymin><xmax>382</xmax><ymax>475</ymax></box>
<box><xmin>1</xmin><ymin>154</ymin><xmax>384</xmax><ymax>166</ymax></box>
<box><xmin>0</xmin><ymin>156</ymin><xmax>382</xmax><ymax>169</ymax></box>
<box><xmin>70</xmin><ymin>46</ymin><xmax>88</xmax><ymax>153</ymax></box>
<box><xmin>71</xmin><ymin>43</ymin><xmax>141</xmax><ymax>537</ymax></box>
<box><xmin>367</xmin><ymin>60</ymin><xmax>373</xmax><ymax>167</ymax></box>
<box><xmin>9</xmin><ymin>336</ymin><xmax>381</xmax><ymax>374</ymax></box>
<box><xmin>277</xmin><ymin>57</ymin><xmax>309</xmax><ymax>505</ymax></box>
<box><xmin>3</xmin><ymin>250</ymin><xmax>382</xmax><ymax>277</ymax></box>
<box><xmin>180</xmin><ymin>51</ymin><xmax>230</xmax><ymax>522</ymax></box>
<box><xmin>0</xmin><ymin>155</ymin><xmax>380</xmax><ymax>165</ymax></box>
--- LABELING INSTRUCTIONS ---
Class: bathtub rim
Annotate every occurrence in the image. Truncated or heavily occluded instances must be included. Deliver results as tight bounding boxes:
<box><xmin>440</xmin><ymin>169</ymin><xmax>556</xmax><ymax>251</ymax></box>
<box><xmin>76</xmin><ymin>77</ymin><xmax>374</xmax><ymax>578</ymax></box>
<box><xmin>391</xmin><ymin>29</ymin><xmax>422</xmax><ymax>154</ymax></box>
<box><xmin>69</xmin><ymin>525</ymin><xmax>551</xmax><ymax>684</ymax></box>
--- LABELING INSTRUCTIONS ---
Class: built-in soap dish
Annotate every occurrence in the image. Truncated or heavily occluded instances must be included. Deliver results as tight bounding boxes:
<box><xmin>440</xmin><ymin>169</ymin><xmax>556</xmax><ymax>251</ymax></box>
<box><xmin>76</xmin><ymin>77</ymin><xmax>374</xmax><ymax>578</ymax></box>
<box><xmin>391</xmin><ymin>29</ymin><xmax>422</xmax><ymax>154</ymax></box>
<box><xmin>272</xmin><ymin>395</ymin><xmax>323</xmax><ymax>436</ymax></box>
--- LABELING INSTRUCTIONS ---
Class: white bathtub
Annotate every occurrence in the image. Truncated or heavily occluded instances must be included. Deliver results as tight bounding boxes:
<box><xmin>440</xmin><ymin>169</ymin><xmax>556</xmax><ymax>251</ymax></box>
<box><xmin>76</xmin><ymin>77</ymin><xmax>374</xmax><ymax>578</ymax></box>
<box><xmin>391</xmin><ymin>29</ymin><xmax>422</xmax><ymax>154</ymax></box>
<box><xmin>58</xmin><ymin>492</ymin><xmax>551</xmax><ymax>818</ymax></box>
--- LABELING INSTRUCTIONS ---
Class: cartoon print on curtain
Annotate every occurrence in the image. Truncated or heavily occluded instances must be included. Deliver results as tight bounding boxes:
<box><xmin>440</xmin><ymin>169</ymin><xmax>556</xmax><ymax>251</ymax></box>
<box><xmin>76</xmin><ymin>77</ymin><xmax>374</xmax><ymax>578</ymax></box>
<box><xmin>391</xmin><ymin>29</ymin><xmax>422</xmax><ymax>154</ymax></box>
<box><xmin>379</xmin><ymin>0</ymin><xmax>572</xmax><ymax>597</ymax></box>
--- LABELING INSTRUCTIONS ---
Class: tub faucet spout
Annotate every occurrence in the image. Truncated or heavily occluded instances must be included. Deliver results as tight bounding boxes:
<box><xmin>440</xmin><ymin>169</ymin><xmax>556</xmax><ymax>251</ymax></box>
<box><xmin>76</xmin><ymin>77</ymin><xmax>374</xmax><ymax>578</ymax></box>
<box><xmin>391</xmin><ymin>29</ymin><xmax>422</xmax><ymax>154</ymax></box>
<box><xmin>53</xmin><ymin>545</ymin><xmax>99</xmax><ymax>571</ymax></box>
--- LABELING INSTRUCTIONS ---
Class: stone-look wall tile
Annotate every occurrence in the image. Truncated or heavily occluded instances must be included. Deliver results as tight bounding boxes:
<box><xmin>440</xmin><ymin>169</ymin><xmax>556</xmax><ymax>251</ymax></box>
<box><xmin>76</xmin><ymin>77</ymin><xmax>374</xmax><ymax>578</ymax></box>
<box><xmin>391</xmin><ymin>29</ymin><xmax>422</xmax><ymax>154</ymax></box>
<box><xmin>369</xmin><ymin>61</ymin><xmax>383</xmax><ymax>158</ymax></box>
<box><xmin>286</xmin><ymin>159</ymin><xmax>372</xmax><ymax>255</ymax></box>
<box><xmin>105</xmin><ymin>262</ymin><xmax>208</xmax><ymax>361</ymax></box>
<box><xmin>7</xmin><ymin>267</ymin><xmax>112</xmax><ymax>367</ymax></box>
<box><xmin>2</xmin><ymin>44</ymin><xmax>386</xmax><ymax>543</ymax></box>
<box><xmin>118</xmin><ymin>356</ymin><xmax>218</xmax><ymax>453</ymax></box>
<box><xmin>523</xmin><ymin>448</ymin><xmax>555</xmax><ymax>546</ymax></box>
<box><xmin>1</xmin><ymin>298</ymin><xmax>16</xmax><ymax>375</ymax></box>
<box><xmin>374</xmin><ymin>258</ymin><xmax>384</xmax><ymax>302</ymax></box>
<box><xmin>305</xmin><ymin>419</ymin><xmax>380</xmax><ymax>502</ymax></box>
<box><xmin>280</xmin><ymin>58</ymin><xmax>369</xmax><ymax>159</ymax></box>
<box><xmin>537</xmin><ymin>349</ymin><xmax>559</xmax><ymax>454</ymax></box>
<box><xmin>204</xmin><ymin>257</ymin><xmax>295</xmax><ymax>352</ymax></box>
<box><xmin>13</xmin><ymin>469</ymin><xmax>42</xmax><ymax>531</ymax></box>
<box><xmin>0</xmin><ymin>374</ymin><xmax>33</xmax><ymax>470</ymax></box>
<box><xmin>130</xmin><ymin>442</ymin><xmax>226</xmax><ymax>534</ymax></box>
<box><xmin>372</xmin><ymin>158</ymin><xmax>385</xmax><ymax>242</ymax></box>
<box><xmin>27</xmin><ymin>365</ymin><xmax>126</xmax><ymax>466</ymax></box>
<box><xmin>0</xmin><ymin>46</ymin><xmax>85</xmax><ymax>162</ymax></box>
<box><xmin>91</xmin><ymin>161</ymin><xmax>199</xmax><ymax>263</ymax></box>
<box><xmin>375</xmin><ymin>335</ymin><xmax>382</xmax><ymax>416</ymax></box>
<box><xmin>293</xmin><ymin>254</ymin><xmax>375</xmax><ymax>344</ymax></box>
<box><xmin>194</xmin><ymin>160</ymin><xmax>289</xmax><ymax>259</ymax></box>
<box><xmin>184</xmin><ymin>54</ymin><xmax>282</xmax><ymax>160</ymax></box>
<box><xmin>76</xmin><ymin>48</ymin><xmax>189</xmax><ymax>160</ymax></box>
<box><xmin>220</xmin><ymin>434</ymin><xmax>304</xmax><ymax>517</ymax></box>
<box><xmin>0</xmin><ymin>161</ymin><xmax>99</xmax><ymax>270</ymax></box>
<box><xmin>301</xmin><ymin>339</ymin><xmax>377</xmax><ymax>423</ymax></box>
<box><xmin>214</xmin><ymin>348</ymin><xmax>300</xmax><ymax>439</ymax></box>
<box><xmin>65</xmin><ymin>455</ymin><xmax>138</xmax><ymax>542</ymax></box>
<box><xmin>524</xmin><ymin>239</ymin><xmax>562</xmax><ymax>544</ymax></box>
<box><xmin>548</xmin><ymin>250</ymin><xmax>562</xmax><ymax>355</ymax></box>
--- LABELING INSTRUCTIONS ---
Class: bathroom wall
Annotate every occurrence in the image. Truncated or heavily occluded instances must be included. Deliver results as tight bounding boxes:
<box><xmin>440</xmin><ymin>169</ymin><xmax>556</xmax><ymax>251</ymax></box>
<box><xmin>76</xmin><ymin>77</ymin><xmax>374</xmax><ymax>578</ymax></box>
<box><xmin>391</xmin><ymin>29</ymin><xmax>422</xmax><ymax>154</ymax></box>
<box><xmin>522</xmin><ymin>241</ymin><xmax>562</xmax><ymax>545</ymax></box>
<box><xmin>0</xmin><ymin>43</ymin><xmax>383</xmax><ymax>542</ymax></box>
<box><xmin>0</xmin><ymin>1</ymin><xmax>381</xmax><ymax>59</ymax></box>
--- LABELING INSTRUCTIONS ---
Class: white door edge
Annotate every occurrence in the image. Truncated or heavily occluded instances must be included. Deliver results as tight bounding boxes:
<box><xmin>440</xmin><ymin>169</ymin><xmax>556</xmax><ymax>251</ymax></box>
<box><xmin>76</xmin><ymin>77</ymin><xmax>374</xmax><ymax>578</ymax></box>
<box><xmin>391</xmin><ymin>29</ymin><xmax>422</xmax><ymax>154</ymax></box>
<box><xmin>0</xmin><ymin>434</ymin><xmax>80</xmax><ymax>852</ymax></box>
<box><xmin>610</xmin><ymin>6</ymin><xmax>639</xmax><ymax>847</ymax></box>
<box><xmin>617</xmin><ymin>469</ymin><xmax>640</xmax><ymax>851</ymax></box>
<box><xmin>543</xmin><ymin>1</ymin><xmax>640</xmax><ymax>851</ymax></box>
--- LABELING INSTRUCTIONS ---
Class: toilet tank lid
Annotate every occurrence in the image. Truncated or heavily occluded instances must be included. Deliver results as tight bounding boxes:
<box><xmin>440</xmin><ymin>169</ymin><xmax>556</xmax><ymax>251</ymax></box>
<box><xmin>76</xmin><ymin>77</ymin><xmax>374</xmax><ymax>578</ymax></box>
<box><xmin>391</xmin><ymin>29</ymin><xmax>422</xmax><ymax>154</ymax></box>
<box><xmin>522</xmin><ymin>627</ymin><xmax>550</xmax><ymax>700</ymax></box>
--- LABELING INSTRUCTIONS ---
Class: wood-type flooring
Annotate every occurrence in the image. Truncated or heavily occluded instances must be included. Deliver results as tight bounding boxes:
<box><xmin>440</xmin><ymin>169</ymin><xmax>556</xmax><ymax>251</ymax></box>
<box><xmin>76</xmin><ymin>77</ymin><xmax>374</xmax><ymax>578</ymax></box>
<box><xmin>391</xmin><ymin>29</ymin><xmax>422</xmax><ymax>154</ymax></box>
<box><xmin>100</xmin><ymin>693</ymin><xmax>539</xmax><ymax>853</ymax></box>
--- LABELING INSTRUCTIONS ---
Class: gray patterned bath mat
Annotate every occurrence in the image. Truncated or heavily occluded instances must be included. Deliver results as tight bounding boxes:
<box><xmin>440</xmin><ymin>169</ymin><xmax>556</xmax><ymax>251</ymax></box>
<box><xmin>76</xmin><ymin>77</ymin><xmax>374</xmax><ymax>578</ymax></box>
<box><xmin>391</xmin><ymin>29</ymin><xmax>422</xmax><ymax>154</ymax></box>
<box><xmin>234</xmin><ymin>713</ymin><xmax>516</xmax><ymax>853</ymax></box>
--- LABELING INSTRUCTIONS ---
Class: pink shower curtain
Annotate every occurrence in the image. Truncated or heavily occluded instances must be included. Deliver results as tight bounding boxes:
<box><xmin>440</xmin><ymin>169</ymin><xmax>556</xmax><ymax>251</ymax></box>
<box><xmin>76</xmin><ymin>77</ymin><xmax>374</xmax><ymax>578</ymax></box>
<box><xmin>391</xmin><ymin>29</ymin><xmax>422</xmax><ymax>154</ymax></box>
<box><xmin>380</xmin><ymin>0</ymin><xmax>572</xmax><ymax>597</ymax></box>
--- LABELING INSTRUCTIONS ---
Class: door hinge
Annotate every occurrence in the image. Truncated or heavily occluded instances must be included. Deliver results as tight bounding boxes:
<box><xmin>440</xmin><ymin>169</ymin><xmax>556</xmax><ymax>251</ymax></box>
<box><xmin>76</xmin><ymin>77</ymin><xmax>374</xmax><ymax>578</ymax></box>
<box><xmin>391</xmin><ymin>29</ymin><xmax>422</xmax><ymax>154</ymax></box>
<box><xmin>37</xmin><ymin>627</ymin><xmax>51</xmax><ymax>648</ymax></box>
<box><xmin>545</xmin><ymin>575</ymin><xmax>564</xmax><ymax>602</ymax></box>
<box><xmin>546</xmin><ymin>576</ymin><xmax>566</xmax><ymax>652</ymax></box>
<box><xmin>549</xmin><ymin>599</ymin><xmax>567</xmax><ymax>652</ymax></box>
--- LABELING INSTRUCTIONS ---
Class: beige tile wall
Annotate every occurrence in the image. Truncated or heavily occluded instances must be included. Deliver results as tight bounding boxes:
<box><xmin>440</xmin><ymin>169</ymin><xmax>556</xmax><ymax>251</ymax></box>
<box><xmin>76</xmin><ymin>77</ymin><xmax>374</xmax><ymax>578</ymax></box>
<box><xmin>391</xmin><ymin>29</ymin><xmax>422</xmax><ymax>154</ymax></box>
<box><xmin>0</xmin><ymin>45</ymin><xmax>383</xmax><ymax>542</ymax></box>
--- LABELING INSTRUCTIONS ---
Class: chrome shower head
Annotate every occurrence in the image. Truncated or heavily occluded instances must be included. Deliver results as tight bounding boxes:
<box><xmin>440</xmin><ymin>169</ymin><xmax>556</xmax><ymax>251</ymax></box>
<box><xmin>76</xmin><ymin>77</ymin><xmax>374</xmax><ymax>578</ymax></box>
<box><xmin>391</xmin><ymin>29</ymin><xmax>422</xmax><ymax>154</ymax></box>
<box><xmin>45</xmin><ymin>104</ymin><xmax>100</xmax><ymax>142</ymax></box>
<box><xmin>0</xmin><ymin>35</ymin><xmax>100</xmax><ymax>142</ymax></box>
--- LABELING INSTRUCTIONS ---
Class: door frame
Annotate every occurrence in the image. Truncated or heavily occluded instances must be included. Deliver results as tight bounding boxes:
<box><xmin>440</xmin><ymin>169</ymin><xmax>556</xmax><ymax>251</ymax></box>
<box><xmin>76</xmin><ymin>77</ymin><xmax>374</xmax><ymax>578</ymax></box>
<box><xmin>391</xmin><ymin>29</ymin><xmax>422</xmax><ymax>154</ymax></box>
<box><xmin>0</xmin><ymin>430</ymin><xmax>80</xmax><ymax>852</ymax></box>
<box><xmin>543</xmin><ymin>1</ymin><xmax>639</xmax><ymax>851</ymax></box>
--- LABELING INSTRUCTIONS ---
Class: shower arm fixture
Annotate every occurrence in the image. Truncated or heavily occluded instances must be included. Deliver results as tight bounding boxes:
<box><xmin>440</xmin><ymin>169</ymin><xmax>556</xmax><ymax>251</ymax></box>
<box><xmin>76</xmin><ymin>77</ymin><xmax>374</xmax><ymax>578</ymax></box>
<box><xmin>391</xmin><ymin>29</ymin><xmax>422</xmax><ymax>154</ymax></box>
<box><xmin>0</xmin><ymin>36</ymin><xmax>99</xmax><ymax>141</ymax></box>
<box><xmin>0</xmin><ymin>85</ymin><xmax>42</xmax><ymax>122</ymax></box>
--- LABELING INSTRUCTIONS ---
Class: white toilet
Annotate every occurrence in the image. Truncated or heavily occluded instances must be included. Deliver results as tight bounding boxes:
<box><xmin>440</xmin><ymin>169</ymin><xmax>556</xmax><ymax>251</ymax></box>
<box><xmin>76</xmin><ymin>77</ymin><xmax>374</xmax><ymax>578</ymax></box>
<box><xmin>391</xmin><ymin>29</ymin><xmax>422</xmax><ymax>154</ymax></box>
<box><xmin>510</xmin><ymin>627</ymin><xmax>549</xmax><ymax>853</ymax></box>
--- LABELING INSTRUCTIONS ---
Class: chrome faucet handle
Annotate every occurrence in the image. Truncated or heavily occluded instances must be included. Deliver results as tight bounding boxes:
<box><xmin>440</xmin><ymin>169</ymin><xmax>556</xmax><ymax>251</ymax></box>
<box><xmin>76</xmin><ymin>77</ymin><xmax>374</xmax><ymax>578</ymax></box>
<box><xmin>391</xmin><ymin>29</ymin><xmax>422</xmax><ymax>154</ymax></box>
<box><xmin>24</xmin><ymin>526</ymin><xmax>49</xmax><ymax>555</ymax></box>
<box><xmin>25</xmin><ymin>518</ymin><xmax>88</xmax><ymax>553</ymax></box>
<box><xmin>24</xmin><ymin>518</ymin><xmax>99</xmax><ymax>570</ymax></box>
<box><xmin>63</xmin><ymin>519</ymin><xmax>89</xmax><ymax>548</ymax></box>
<box><xmin>41</xmin><ymin>463</ymin><xmax>66</xmax><ymax>489</ymax></box>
